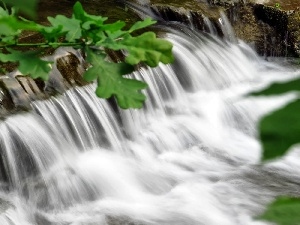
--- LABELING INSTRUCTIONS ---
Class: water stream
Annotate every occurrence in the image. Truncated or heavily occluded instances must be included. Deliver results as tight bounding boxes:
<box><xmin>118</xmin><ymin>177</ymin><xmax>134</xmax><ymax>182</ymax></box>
<box><xmin>0</xmin><ymin>23</ymin><xmax>300</xmax><ymax>225</ymax></box>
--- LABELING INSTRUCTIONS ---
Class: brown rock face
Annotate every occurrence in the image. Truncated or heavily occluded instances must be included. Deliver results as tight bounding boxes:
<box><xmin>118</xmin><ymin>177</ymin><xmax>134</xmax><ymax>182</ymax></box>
<box><xmin>150</xmin><ymin>0</ymin><xmax>300</xmax><ymax>57</ymax></box>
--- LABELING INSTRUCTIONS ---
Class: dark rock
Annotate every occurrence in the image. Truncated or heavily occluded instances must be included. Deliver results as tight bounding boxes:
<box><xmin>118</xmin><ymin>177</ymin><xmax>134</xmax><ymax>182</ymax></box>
<box><xmin>251</xmin><ymin>4</ymin><xmax>300</xmax><ymax>57</ymax></box>
<box><xmin>151</xmin><ymin>1</ymin><xmax>300</xmax><ymax>57</ymax></box>
<box><xmin>287</xmin><ymin>9</ymin><xmax>300</xmax><ymax>56</ymax></box>
<box><xmin>0</xmin><ymin>75</ymin><xmax>31</xmax><ymax>111</ymax></box>
<box><xmin>56</xmin><ymin>51</ymin><xmax>87</xmax><ymax>87</ymax></box>
<box><xmin>208</xmin><ymin>0</ymin><xmax>246</xmax><ymax>7</ymax></box>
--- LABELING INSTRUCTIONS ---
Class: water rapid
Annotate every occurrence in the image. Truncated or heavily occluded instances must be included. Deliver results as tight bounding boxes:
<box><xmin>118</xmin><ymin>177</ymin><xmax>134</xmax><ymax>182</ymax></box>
<box><xmin>0</xmin><ymin>26</ymin><xmax>300</xmax><ymax>225</ymax></box>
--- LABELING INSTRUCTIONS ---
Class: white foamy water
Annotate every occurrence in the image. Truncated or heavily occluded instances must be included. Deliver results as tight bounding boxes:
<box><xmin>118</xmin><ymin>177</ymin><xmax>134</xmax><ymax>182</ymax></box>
<box><xmin>0</xmin><ymin>26</ymin><xmax>300</xmax><ymax>225</ymax></box>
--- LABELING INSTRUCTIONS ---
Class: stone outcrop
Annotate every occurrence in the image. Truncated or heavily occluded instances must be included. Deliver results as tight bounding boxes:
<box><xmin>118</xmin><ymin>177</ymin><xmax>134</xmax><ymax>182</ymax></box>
<box><xmin>149</xmin><ymin>0</ymin><xmax>300</xmax><ymax>57</ymax></box>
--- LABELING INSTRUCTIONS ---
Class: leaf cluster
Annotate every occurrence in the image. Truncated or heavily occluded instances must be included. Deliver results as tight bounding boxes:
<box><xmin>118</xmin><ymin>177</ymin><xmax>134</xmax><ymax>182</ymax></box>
<box><xmin>0</xmin><ymin>1</ymin><xmax>174</xmax><ymax>109</ymax></box>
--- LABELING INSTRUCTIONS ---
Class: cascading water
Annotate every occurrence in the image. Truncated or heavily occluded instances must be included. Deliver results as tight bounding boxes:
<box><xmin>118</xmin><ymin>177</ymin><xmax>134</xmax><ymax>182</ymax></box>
<box><xmin>0</xmin><ymin>23</ymin><xmax>300</xmax><ymax>225</ymax></box>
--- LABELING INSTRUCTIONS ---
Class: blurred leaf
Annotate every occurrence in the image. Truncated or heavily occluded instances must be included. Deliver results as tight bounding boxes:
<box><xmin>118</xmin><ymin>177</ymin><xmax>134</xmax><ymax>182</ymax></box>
<box><xmin>128</xmin><ymin>17</ymin><xmax>156</xmax><ymax>33</ymax></box>
<box><xmin>0</xmin><ymin>7</ymin><xmax>38</xmax><ymax>44</ymax></box>
<box><xmin>1</xmin><ymin>0</ymin><xmax>38</xmax><ymax>18</ymax></box>
<box><xmin>39</xmin><ymin>25</ymin><xmax>64</xmax><ymax>42</ymax></box>
<box><xmin>259</xmin><ymin>99</ymin><xmax>300</xmax><ymax>160</ymax></box>
<box><xmin>0</xmin><ymin>49</ymin><xmax>52</xmax><ymax>80</ymax></box>
<box><xmin>73</xmin><ymin>1</ymin><xmax>107</xmax><ymax>26</ymax></box>
<box><xmin>102</xmin><ymin>21</ymin><xmax>126</xmax><ymax>33</ymax></box>
<box><xmin>259</xmin><ymin>197</ymin><xmax>300</xmax><ymax>225</ymax></box>
<box><xmin>0</xmin><ymin>6</ymin><xmax>10</xmax><ymax>17</ymax></box>
<box><xmin>251</xmin><ymin>77</ymin><xmax>300</xmax><ymax>96</ymax></box>
<box><xmin>84</xmin><ymin>48</ymin><xmax>147</xmax><ymax>109</ymax></box>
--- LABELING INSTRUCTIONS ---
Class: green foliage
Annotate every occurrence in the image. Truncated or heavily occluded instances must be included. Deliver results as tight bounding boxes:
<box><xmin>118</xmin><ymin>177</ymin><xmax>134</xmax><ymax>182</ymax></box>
<box><xmin>47</xmin><ymin>15</ymin><xmax>82</xmax><ymax>42</ymax></box>
<box><xmin>251</xmin><ymin>77</ymin><xmax>300</xmax><ymax>97</ymax></box>
<box><xmin>0</xmin><ymin>1</ymin><xmax>174</xmax><ymax>109</ymax></box>
<box><xmin>252</xmin><ymin>77</ymin><xmax>300</xmax><ymax>161</ymax></box>
<box><xmin>1</xmin><ymin>0</ymin><xmax>38</xmax><ymax>18</ymax></box>
<box><xmin>253</xmin><ymin>68</ymin><xmax>300</xmax><ymax>224</ymax></box>
<box><xmin>102</xmin><ymin>32</ymin><xmax>174</xmax><ymax>67</ymax></box>
<box><xmin>259</xmin><ymin>99</ymin><xmax>300</xmax><ymax>161</ymax></box>
<box><xmin>84</xmin><ymin>48</ymin><xmax>147</xmax><ymax>109</ymax></box>
<box><xmin>259</xmin><ymin>197</ymin><xmax>300</xmax><ymax>225</ymax></box>
<box><xmin>0</xmin><ymin>6</ymin><xmax>38</xmax><ymax>44</ymax></box>
<box><xmin>0</xmin><ymin>49</ymin><xmax>52</xmax><ymax>80</ymax></box>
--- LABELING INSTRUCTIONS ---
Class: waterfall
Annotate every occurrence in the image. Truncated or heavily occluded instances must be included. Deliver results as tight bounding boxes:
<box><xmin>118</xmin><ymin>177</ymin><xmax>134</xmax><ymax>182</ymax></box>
<box><xmin>0</xmin><ymin>24</ymin><xmax>300</xmax><ymax>225</ymax></box>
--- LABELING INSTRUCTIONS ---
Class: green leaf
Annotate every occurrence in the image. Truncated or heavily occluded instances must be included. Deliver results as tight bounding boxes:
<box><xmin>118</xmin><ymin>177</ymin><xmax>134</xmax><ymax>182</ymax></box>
<box><xmin>102</xmin><ymin>21</ymin><xmax>126</xmax><ymax>33</ymax></box>
<box><xmin>0</xmin><ymin>12</ymin><xmax>39</xmax><ymax>43</ymax></box>
<box><xmin>0</xmin><ymin>49</ymin><xmax>52</xmax><ymax>80</ymax></box>
<box><xmin>258</xmin><ymin>197</ymin><xmax>300</xmax><ymax>225</ymax></box>
<box><xmin>84</xmin><ymin>48</ymin><xmax>147</xmax><ymax>109</ymax></box>
<box><xmin>128</xmin><ymin>18</ymin><xmax>156</xmax><ymax>33</ymax></box>
<box><xmin>81</xmin><ymin>21</ymin><xmax>126</xmax><ymax>43</ymax></box>
<box><xmin>1</xmin><ymin>0</ymin><xmax>38</xmax><ymax>18</ymax></box>
<box><xmin>259</xmin><ymin>99</ymin><xmax>300</xmax><ymax>161</ymax></box>
<box><xmin>39</xmin><ymin>25</ymin><xmax>64</xmax><ymax>42</ymax></box>
<box><xmin>0</xmin><ymin>7</ymin><xmax>10</xmax><ymax>17</ymax></box>
<box><xmin>251</xmin><ymin>77</ymin><xmax>300</xmax><ymax>96</ymax></box>
<box><xmin>47</xmin><ymin>15</ymin><xmax>81</xmax><ymax>42</ymax></box>
<box><xmin>102</xmin><ymin>32</ymin><xmax>174</xmax><ymax>67</ymax></box>
<box><xmin>73</xmin><ymin>1</ymin><xmax>107</xmax><ymax>25</ymax></box>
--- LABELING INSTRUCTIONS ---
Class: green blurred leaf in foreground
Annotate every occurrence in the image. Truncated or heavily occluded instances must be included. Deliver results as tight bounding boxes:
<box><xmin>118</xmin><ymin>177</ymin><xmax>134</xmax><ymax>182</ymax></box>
<box><xmin>1</xmin><ymin>0</ymin><xmax>38</xmax><ymax>18</ymax></box>
<box><xmin>259</xmin><ymin>98</ymin><xmax>300</xmax><ymax>161</ymax></box>
<box><xmin>259</xmin><ymin>197</ymin><xmax>300</xmax><ymax>225</ymax></box>
<box><xmin>251</xmin><ymin>77</ymin><xmax>300</xmax><ymax>96</ymax></box>
<box><xmin>251</xmin><ymin>76</ymin><xmax>300</xmax><ymax>160</ymax></box>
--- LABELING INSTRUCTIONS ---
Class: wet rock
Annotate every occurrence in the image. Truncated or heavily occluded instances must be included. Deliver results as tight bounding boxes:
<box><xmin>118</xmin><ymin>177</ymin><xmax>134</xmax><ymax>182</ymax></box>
<box><xmin>15</xmin><ymin>76</ymin><xmax>45</xmax><ymax>100</ymax></box>
<box><xmin>56</xmin><ymin>51</ymin><xmax>87</xmax><ymax>87</ymax></box>
<box><xmin>253</xmin><ymin>4</ymin><xmax>288</xmax><ymax>32</ymax></box>
<box><xmin>231</xmin><ymin>4</ymin><xmax>282</xmax><ymax>56</ymax></box>
<box><xmin>287</xmin><ymin>9</ymin><xmax>300</xmax><ymax>56</ymax></box>
<box><xmin>151</xmin><ymin>3</ymin><xmax>224</xmax><ymax>36</ymax></box>
<box><xmin>153</xmin><ymin>5</ymin><xmax>192</xmax><ymax>25</ymax></box>
<box><xmin>151</xmin><ymin>0</ymin><xmax>300</xmax><ymax>57</ymax></box>
<box><xmin>252</xmin><ymin>4</ymin><xmax>300</xmax><ymax>57</ymax></box>
<box><xmin>0</xmin><ymin>75</ymin><xmax>31</xmax><ymax>112</ymax></box>
<box><xmin>208</xmin><ymin>0</ymin><xmax>246</xmax><ymax>7</ymax></box>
